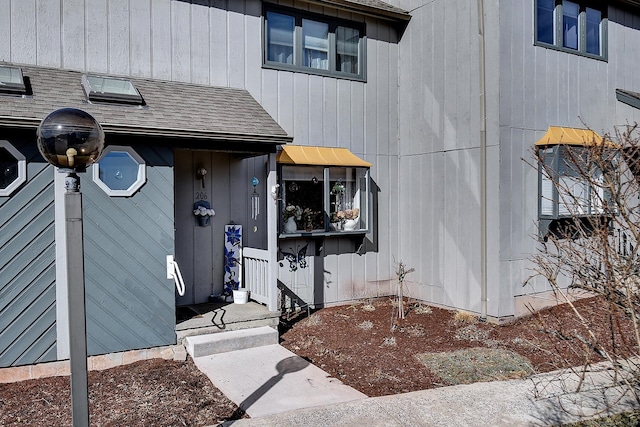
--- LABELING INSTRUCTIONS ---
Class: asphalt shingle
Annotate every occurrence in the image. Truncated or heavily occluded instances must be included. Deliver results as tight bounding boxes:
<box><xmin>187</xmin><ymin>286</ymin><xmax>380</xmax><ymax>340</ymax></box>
<box><xmin>0</xmin><ymin>64</ymin><xmax>291</xmax><ymax>145</ymax></box>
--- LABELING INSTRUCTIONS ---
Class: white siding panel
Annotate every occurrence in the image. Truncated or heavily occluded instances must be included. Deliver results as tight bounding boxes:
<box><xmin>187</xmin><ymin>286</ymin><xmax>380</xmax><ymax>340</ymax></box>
<box><xmin>350</xmin><ymin>82</ymin><xmax>365</xmax><ymax>155</ymax></box>
<box><xmin>277</xmin><ymin>71</ymin><xmax>294</xmax><ymax>135</ymax></box>
<box><xmin>86</xmin><ymin>0</ymin><xmax>108</xmax><ymax>73</ymax></box>
<box><xmin>337</xmin><ymin>80</ymin><xmax>351</xmax><ymax>147</ymax></box>
<box><xmin>130</xmin><ymin>0</ymin><xmax>151</xmax><ymax>77</ymax></box>
<box><xmin>171</xmin><ymin>0</ymin><xmax>190</xmax><ymax>82</ymax></box>
<box><xmin>61</xmin><ymin>0</ymin><xmax>85</xmax><ymax>70</ymax></box>
<box><xmin>151</xmin><ymin>0</ymin><xmax>172</xmax><ymax>80</ymax></box>
<box><xmin>210</xmin><ymin>0</ymin><xmax>228</xmax><ymax>87</ymax></box>
<box><xmin>308</xmin><ymin>75</ymin><xmax>323</xmax><ymax>144</ymax></box>
<box><xmin>108</xmin><ymin>0</ymin><xmax>130</xmax><ymax>76</ymax></box>
<box><xmin>323</xmin><ymin>78</ymin><xmax>337</xmax><ymax>145</ymax></box>
<box><xmin>244</xmin><ymin>5</ymin><xmax>261</xmax><ymax>98</ymax></box>
<box><xmin>11</xmin><ymin>0</ymin><xmax>37</xmax><ymax>65</ymax></box>
<box><xmin>36</xmin><ymin>0</ymin><xmax>61</xmax><ymax>67</ymax></box>
<box><xmin>293</xmin><ymin>73</ymin><xmax>309</xmax><ymax>145</ymax></box>
<box><xmin>0</xmin><ymin>0</ymin><xmax>9</xmax><ymax>61</ymax></box>
<box><xmin>227</xmin><ymin>5</ymin><xmax>245</xmax><ymax>89</ymax></box>
<box><xmin>191</xmin><ymin>2</ymin><xmax>210</xmax><ymax>85</ymax></box>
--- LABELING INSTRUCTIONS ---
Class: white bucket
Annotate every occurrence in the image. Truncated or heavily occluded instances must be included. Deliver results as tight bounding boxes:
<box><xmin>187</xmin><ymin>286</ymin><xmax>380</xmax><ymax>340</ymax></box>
<box><xmin>232</xmin><ymin>288</ymin><xmax>249</xmax><ymax>304</ymax></box>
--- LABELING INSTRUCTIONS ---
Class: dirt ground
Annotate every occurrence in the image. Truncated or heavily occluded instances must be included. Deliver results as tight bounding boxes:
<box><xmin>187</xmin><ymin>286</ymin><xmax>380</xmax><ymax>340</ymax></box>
<box><xmin>0</xmin><ymin>296</ymin><xmax>634</xmax><ymax>426</ymax></box>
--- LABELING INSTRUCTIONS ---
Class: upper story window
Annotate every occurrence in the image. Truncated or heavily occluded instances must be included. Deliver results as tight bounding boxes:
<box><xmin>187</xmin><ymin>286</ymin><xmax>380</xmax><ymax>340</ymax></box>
<box><xmin>264</xmin><ymin>5</ymin><xmax>366</xmax><ymax>81</ymax></box>
<box><xmin>535</xmin><ymin>0</ymin><xmax>607</xmax><ymax>59</ymax></box>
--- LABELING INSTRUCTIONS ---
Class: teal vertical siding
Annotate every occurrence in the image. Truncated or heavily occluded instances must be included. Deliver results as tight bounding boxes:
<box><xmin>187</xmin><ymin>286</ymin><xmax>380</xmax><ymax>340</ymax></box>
<box><xmin>0</xmin><ymin>138</ymin><xmax>56</xmax><ymax>368</ymax></box>
<box><xmin>82</xmin><ymin>144</ymin><xmax>175</xmax><ymax>355</ymax></box>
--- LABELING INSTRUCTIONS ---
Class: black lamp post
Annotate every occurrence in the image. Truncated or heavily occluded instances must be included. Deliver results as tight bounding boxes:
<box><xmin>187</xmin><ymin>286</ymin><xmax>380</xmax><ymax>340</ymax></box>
<box><xmin>37</xmin><ymin>108</ymin><xmax>104</xmax><ymax>427</ymax></box>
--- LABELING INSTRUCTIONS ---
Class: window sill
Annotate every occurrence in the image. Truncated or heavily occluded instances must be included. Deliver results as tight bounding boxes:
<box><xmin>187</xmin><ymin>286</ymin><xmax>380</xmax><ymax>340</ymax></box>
<box><xmin>533</xmin><ymin>41</ymin><xmax>607</xmax><ymax>62</ymax></box>
<box><xmin>262</xmin><ymin>63</ymin><xmax>366</xmax><ymax>82</ymax></box>
<box><xmin>279</xmin><ymin>230</ymin><xmax>367</xmax><ymax>239</ymax></box>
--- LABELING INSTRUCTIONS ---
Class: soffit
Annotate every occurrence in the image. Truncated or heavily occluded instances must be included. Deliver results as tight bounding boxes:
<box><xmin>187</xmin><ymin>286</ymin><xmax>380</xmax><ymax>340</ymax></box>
<box><xmin>277</xmin><ymin>145</ymin><xmax>371</xmax><ymax>167</ymax></box>
<box><xmin>0</xmin><ymin>64</ymin><xmax>292</xmax><ymax>145</ymax></box>
<box><xmin>296</xmin><ymin>0</ymin><xmax>410</xmax><ymax>21</ymax></box>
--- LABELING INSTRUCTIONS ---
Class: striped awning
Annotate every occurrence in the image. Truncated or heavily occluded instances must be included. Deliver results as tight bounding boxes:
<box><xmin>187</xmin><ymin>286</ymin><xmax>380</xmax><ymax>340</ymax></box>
<box><xmin>277</xmin><ymin>145</ymin><xmax>371</xmax><ymax>167</ymax></box>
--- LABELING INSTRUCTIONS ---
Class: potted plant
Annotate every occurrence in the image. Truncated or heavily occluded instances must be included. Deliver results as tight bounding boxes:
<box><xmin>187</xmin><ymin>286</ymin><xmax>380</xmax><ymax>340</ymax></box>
<box><xmin>283</xmin><ymin>204</ymin><xmax>302</xmax><ymax>233</ymax></box>
<box><xmin>193</xmin><ymin>201</ymin><xmax>215</xmax><ymax>226</ymax></box>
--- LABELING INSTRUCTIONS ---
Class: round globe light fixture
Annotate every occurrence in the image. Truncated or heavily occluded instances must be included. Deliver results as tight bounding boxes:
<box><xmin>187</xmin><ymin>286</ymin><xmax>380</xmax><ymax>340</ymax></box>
<box><xmin>37</xmin><ymin>108</ymin><xmax>104</xmax><ymax>172</ymax></box>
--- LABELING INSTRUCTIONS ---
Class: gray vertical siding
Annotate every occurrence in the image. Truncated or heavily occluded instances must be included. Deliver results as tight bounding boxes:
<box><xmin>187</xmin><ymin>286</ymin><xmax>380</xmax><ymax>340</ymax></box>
<box><xmin>0</xmin><ymin>137</ymin><xmax>56</xmax><ymax>368</ymax></box>
<box><xmin>82</xmin><ymin>144</ymin><xmax>175</xmax><ymax>355</ymax></box>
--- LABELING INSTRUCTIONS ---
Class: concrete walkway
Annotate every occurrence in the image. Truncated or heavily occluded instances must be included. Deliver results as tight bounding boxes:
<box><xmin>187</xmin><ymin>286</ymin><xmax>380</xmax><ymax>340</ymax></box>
<box><xmin>199</xmin><ymin>344</ymin><xmax>640</xmax><ymax>427</ymax></box>
<box><xmin>193</xmin><ymin>344</ymin><xmax>366</xmax><ymax>418</ymax></box>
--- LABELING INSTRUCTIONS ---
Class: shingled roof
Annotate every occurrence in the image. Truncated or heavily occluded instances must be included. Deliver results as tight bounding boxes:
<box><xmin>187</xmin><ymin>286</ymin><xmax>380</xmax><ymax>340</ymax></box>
<box><xmin>0</xmin><ymin>64</ymin><xmax>292</xmax><ymax>145</ymax></box>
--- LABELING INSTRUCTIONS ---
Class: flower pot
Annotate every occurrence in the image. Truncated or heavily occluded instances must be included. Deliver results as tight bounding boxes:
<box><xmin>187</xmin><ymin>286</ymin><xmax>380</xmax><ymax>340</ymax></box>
<box><xmin>284</xmin><ymin>216</ymin><xmax>297</xmax><ymax>233</ymax></box>
<box><xmin>197</xmin><ymin>216</ymin><xmax>211</xmax><ymax>227</ymax></box>
<box><xmin>343</xmin><ymin>218</ymin><xmax>358</xmax><ymax>231</ymax></box>
<box><xmin>232</xmin><ymin>288</ymin><xmax>249</xmax><ymax>304</ymax></box>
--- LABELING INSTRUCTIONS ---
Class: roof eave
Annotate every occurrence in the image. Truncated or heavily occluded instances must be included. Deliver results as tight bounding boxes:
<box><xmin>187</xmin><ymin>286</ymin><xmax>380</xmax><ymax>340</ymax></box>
<box><xmin>300</xmin><ymin>0</ymin><xmax>411</xmax><ymax>22</ymax></box>
<box><xmin>0</xmin><ymin>116</ymin><xmax>293</xmax><ymax>145</ymax></box>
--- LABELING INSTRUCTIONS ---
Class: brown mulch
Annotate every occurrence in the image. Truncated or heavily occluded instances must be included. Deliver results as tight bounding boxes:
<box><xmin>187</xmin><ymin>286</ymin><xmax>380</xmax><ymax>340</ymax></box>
<box><xmin>0</xmin><ymin>296</ymin><xmax>634</xmax><ymax>426</ymax></box>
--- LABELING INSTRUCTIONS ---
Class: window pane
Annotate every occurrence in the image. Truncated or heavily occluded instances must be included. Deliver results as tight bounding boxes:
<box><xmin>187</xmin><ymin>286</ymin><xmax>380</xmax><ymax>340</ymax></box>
<box><xmin>302</xmin><ymin>19</ymin><xmax>329</xmax><ymax>70</ymax></box>
<box><xmin>336</xmin><ymin>26</ymin><xmax>359</xmax><ymax>74</ymax></box>
<box><xmin>562</xmin><ymin>1</ymin><xmax>579</xmax><ymax>50</ymax></box>
<box><xmin>98</xmin><ymin>151</ymin><xmax>139</xmax><ymax>191</ymax></box>
<box><xmin>536</xmin><ymin>0</ymin><xmax>555</xmax><ymax>44</ymax></box>
<box><xmin>267</xmin><ymin>12</ymin><xmax>295</xmax><ymax>64</ymax></box>
<box><xmin>586</xmin><ymin>7</ymin><xmax>601</xmax><ymax>55</ymax></box>
<box><xmin>0</xmin><ymin>147</ymin><xmax>18</xmax><ymax>190</ymax></box>
<box><xmin>282</xmin><ymin>166</ymin><xmax>324</xmax><ymax>232</ymax></box>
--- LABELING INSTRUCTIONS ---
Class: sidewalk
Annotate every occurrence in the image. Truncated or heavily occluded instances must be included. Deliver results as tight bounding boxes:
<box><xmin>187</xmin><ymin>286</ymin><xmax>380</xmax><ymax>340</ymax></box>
<box><xmin>201</xmin><ymin>345</ymin><xmax>640</xmax><ymax>427</ymax></box>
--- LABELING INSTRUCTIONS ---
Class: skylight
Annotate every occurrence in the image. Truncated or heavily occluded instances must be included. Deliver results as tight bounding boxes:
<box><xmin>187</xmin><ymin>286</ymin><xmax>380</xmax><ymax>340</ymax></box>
<box><xmin>81</xmin><ymin>75</ymin><xmax>144</xmax><ymax>104</ymax></box>
<box><xmin>0</xmin><ymin>66</ymin><xmax>26</xmax><ymax>94</ymax></box>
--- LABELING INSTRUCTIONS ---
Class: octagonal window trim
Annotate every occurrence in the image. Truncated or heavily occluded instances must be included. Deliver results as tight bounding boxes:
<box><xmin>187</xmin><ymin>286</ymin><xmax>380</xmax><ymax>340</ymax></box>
<box><xmin>92</xmin><ymin>145</ymin><xmax>146</xmax><ymax>197</ymax></box>
<box><xmin>0</xmin><ymin>140</ymin><xmax>26</xmax><ymax>197</ymax></box>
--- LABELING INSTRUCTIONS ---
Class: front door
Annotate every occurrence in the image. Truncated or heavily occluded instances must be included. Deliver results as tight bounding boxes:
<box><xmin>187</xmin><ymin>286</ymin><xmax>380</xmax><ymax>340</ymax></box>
<box><xmin>174</xmin><ymin>149</ymin><xmax>228</xmax><ymax>305</ymax></box>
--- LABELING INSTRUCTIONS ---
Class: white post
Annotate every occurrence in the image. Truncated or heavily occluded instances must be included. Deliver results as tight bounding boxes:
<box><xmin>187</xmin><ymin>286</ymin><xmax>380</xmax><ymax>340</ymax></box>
<box><xmin>267</xmin><ymin>154</ymin><xmax>279</xmax><ymax>312</ymax></box>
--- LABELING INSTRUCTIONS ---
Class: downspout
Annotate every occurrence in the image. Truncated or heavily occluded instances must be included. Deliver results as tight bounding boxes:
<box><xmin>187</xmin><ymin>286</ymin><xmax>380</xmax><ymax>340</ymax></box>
<box><xmin>478</xmin><ymin>0</ymin><xmax>488</xmax><ymax>321</ymax></box>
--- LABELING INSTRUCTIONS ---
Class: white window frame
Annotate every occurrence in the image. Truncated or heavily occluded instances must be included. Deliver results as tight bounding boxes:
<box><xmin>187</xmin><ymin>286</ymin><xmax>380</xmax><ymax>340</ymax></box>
<box><xmin>0</xmin><ymin>140</ymin><xmax>26</xmax><ymax>197</ymax></box>
<box><xmin>534</xmin><ymin>0</ymin><xmax>607</xmax><ymax>60</ymax></box>
<box><xmin>92</xmin><ymin>145</ymin><xmax>146</xmax><ymax>197</ymax></box>
<box><xmin>263</xmin><ymin>4</ymin><xmax>367</xmax><ymax>81</ymax></box>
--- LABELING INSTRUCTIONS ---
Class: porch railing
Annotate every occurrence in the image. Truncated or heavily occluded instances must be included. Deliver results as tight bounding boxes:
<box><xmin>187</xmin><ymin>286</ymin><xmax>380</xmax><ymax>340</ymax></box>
<box><xmin>243</xmin><ymin>247</ymin><xmax>276</xmax><ymax>311</ymax></box>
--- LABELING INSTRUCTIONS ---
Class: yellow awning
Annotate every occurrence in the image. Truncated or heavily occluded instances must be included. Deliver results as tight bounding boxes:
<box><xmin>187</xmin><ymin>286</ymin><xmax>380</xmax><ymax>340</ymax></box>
<box><xmin>534</xmin><ymin>126</ymin><xmax>614</xmax><ymax>147</ymax></box>
<box><xmin>277</xmin><ymin>145</ymin><xmax>371</xmax><ymax>167</ymax></box>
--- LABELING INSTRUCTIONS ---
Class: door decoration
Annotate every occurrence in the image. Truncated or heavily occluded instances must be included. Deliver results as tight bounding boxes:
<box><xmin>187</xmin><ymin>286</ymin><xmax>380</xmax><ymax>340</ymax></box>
<box><xmin>193</xmin><ymin>200</ymin><xmax>215</xmax><ymax>226</ymax></box>
<box><xmin>224</xmin><ymin>224</ymin><xmax>242</xmax><ymax>294</ymax></box>
<box><xmin>251</xmin><ymin>177</ymin><xmax>260</xmax><ymax>220</ymax></box>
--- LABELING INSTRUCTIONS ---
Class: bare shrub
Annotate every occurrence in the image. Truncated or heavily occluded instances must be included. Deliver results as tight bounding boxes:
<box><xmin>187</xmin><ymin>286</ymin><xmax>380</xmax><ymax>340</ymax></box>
<box><xmin>527</xmin><ymin>124</ymin><xmax>640</xmax><ymax>412</ymax></box>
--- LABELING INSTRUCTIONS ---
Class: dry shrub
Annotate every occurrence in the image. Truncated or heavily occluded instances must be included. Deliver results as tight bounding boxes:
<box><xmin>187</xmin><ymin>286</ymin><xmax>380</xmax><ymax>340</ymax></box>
<box><xmin>454</xmin><ymin>324</ymin><xmax>490</xmax><ymax>342</ymax></box>
<box><xmin>357</xmin><ymin>320</ymin><xmax>374</xmax><ymax>330</ymax></box>
<box><xmin>452</xmin><ymin>310</ymin><xmax>477</xmax><ymax>326</ymax></box>
<box><xmin>382</xmin><ymin>337</ymin><xmax>397</xmax><ymax>347</ymax></box>
<box><xmin>302</xmin><ymin>314</ymin><xmax>323</xmax><ymax>327</ymax></box>
<box><xmin>413</xmin><ymin>304</ymin><xmax>433</xmax><ymax>315</ymax></box>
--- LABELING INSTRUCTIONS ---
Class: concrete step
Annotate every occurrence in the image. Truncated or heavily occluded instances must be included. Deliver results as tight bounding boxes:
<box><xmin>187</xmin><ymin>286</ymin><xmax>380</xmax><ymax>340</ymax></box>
<box><xmin>184</xmin><ymin>326</ymin><xmax>278</xmax><ymax>358</ymax></box>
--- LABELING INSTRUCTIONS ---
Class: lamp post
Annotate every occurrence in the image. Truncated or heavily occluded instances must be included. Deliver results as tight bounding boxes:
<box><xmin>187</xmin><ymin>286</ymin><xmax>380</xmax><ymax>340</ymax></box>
<box><xmin>37</xmin><ymin>108</ymin><xmax>104</xmax><ymax>427</ymax></box>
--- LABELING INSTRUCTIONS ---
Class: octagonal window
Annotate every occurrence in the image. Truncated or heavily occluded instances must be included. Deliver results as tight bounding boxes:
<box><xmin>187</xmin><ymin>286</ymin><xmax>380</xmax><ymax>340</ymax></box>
<box><xmin>93</xmin><ymin>146</ymin><xmax>145</xmax><ymax>197</ymax></box>
<box><xmin>0</xmin><ymin>141</ymin><xmax>26</xmax><ymax>197</ymax></box>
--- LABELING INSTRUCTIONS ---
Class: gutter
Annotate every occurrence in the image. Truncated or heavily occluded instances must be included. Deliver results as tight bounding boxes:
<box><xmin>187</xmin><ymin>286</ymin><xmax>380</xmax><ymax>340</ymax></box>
<box><xmin>478</xmin><ymin>0</ymin><xmax>488</xmax><ymax>321</ymax></box>
<box><xmin>0</xmin><ymin>117</ymin><xmax>293</xmax><ymax>145</ymax></box>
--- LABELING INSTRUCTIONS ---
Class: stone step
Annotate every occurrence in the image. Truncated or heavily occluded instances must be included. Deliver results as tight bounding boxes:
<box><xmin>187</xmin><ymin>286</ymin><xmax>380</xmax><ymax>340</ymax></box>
<box><xmin>184</xmin><ymin>326</ymin><xmax>278</xmax><ymax>358</ymax></box>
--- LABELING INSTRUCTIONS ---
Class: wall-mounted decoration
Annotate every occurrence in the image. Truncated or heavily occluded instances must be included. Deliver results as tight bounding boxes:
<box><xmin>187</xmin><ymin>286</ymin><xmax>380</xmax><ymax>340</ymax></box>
<box><xmin>251</xmin><ymin>176</ymin><xmax>260</xmax><ymax>220</ymax></box>
<box><xmin>280</xmin><ymin>243</ymin><xmax>308</xmax><ymax>272</ymax></box>
<box><xmin>224</xmin><ymin>224</ymin><xmax>242</xmax><ymax>294</ymax></box>
<box><xmin>193</xmin><ymin>200</ymin><xmax>215</xmax><ymax>226</ymax></box>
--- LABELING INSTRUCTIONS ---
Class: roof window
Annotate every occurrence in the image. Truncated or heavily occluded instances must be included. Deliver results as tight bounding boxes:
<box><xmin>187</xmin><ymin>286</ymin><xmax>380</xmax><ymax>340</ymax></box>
<box><xmin>81</xmin><ymin>75</ymin><xmax>144</xmax><ymax>105</ymax></box>
<box><xmin>0</xmin><ymin>66</ymin><xmax>27</xmax><ymax>94</ymax></box>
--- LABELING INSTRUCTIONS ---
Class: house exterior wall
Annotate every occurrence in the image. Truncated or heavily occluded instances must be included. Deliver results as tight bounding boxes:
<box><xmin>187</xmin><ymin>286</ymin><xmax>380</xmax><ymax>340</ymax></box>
<box><xmin>0</xmin><ymin>133</ymin><xmax>57</xmax><ymax>367</ymax></box>
<box><xmin>1</xmin><ymin>0</ymin><xmax>404</xmax><ymax>365</ymax></box>
<box><xmin>497</xmin><ymin>2</ymin><xmax>640</xmax><ymax>316</ymax></box>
